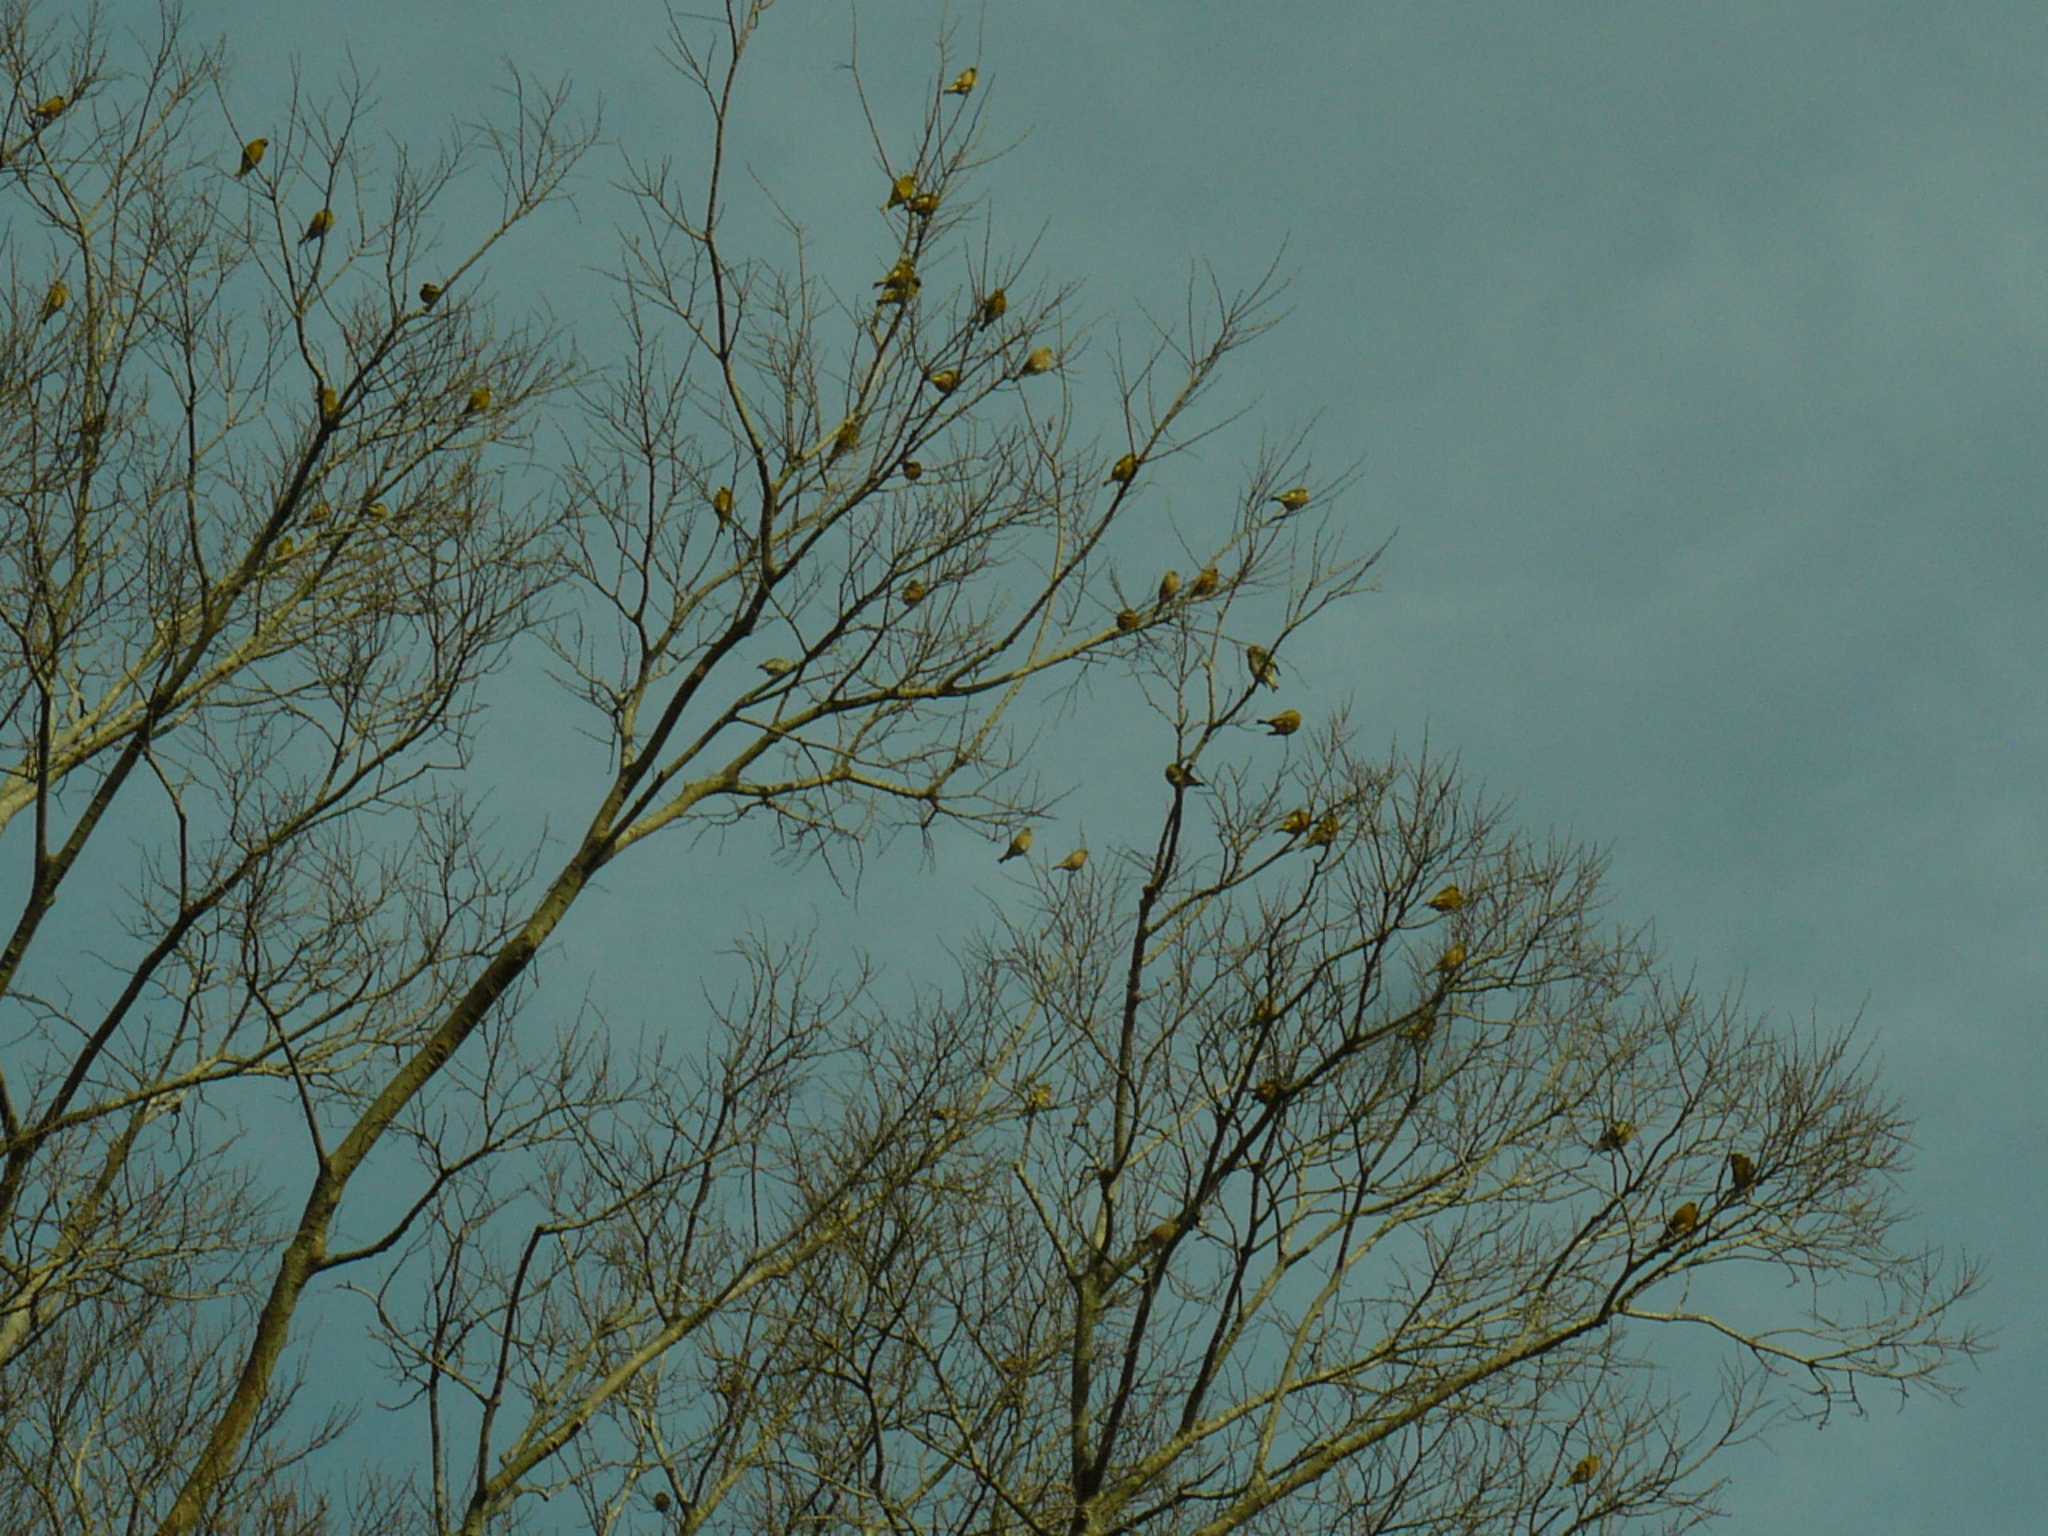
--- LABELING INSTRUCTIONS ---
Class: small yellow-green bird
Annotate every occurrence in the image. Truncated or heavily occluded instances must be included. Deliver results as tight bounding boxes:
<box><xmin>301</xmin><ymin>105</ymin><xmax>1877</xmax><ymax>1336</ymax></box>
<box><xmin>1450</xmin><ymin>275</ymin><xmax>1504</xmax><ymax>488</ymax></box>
<box><xmin>1252</xmin><ymin>1077</ymin><xmax>1289</xmax><ymax>1106</ymax></box>
<box><xmin>1592</xmin><ymin>1120</ymin><xmax>1636</xmax><ymax>1153</ymax></box>
<box><xmin>945</xmin><ymin>67</ymin><xmax>978</xmax><ymax>96</ymax></box>
<box><xmin>1246</xmin><ymin>645</ymin><xmax>1280</xmax><ymax>689</ymax></box>
<box><xmin>236</xmin><ymin>137</ymin><xmax>267</xmax><ymax>177</ymax></box>
<box><xmin>318</xmin><ymin>385</ymin><xmax>339</xmax><ymax>420</ymax></box>
<box><xmin>366</xmin><ymin>500</ymin><xmax>390</xmax><ymax>522</ymax></box>
<box><xmin>1106</xmin><ymin>452</ymin><xmax>1139</xmax><ymax>486</ymax></box>
<box><xmin>1307</xmin><ymin>813</ymin><xmax>1341</xmax><ymax>849</ymax></box>
<box><xmin>908</xmin><ymin>191</ymin><xmax>941</xmax><ymax>217</ymax></box>
<box><xmin>1189</xmin><ymin>566</ymin><xmax>1219</xmax><ymax>598</ymax></box>
<box><xmin>1053</xmin><ymin>848</ymin><xmax>1088</xmax><ymax>873</ymax></box>
<box><xmin>300</xmin><ymin>208</ymin><xmax>334</xmax><ymax>243</ymax></box>
<box><xmin>1662</xmin><ymin>1201</ymin><xmax>1700</xmax><ymax>1242</ymax></box>
<box><xmin>875</xmin><ymin>276</ymin><xmax>920</xmax><ymax>306</ymax></box>
<box><xmin>979</xmin><ymin>288</ymin><xmax>1007</xmax><ymax>326</ymax></box>
<box><xmin>39</xmin><ymin>280</ymin><xmax>67</xmax><ymax>323</ymax></box>
<box><xmin>1566</xmin><ymin>1454</ymin><xmax>1600</xmax><ymax>1487</ymax></box>
<box><xmin>1261</xmin><ymin>709</ymin><xmax>1301</xmax><ymax>737</ymax></box>
<box><xmin>1156</xmin><ymin>569</ymin><xmax>1181</xmax><ymax>606</ymax></box>
<box><xmin>466</xmin><ymin>385</ymin><xmax>492</xmax><ymax>415</ymax></box>
<box><xmin>1270</xmin><ymin>486</ymin><xmax>1311</xmax><ymax>514</ymax></box>
<box><xmin>712</xmin><ymin>486</ymin><xmax>735</xmax><ymax>524</ymax></box>
<box><xmin>1728</xmin><ymin>1151</ymin><xmax>1758</xmax><ymax>1194</ymax></box>
<box><xmin>901</xmin><ymin>459</ymin><xmax>924</xmax><ymax>480</ymax></box>
<box><xmin>1435</xmin><ymin>943</ymin><xmax>1467</xmax><ymax>974</ymax></box>
<box><xmin>306</xmin><ymin>501</ymin><xmax>332</xmax><ymax>524</ymax></box>
<box><xmin>418</xmin><ymin>281</ymin><xmax>443</xmax><ymax>307</ymax></box>
<box><xmin>884</xmin><ymin>173</ymin><xmax>916</xmax><ymax>210</ymax></box>
<box><xmin>1279</xmin><ymin>807</ymin><xmax>1312</xmax><ymax>837</ymax></box>
<box><xmin>1148</xmin><ymin>1218</ymin><xmax>1182</xmax><ymax>1246</ymax></box>
<box><xmin>32</xmin><ymin>94</ymin><xmax>66</xmax><ymax>121</ymax></box>
<box><xmin>876</xmin><ymin>256</ymin><xmax>917</xmax><ymax>289</ymax></box>
<box><xmin>901</xmin><ymin>578</ymin><xmax>927</xmax><ymax>606</ymax></box>
<box><xmin>1020</xmin><ymin>346</ymin><xmax>1056</xmax><ymax>376</ymax></box>
<box><xmin>830</xmin><ymin>417</ymin><xmax>861</xmax><ymax>459</ymax></box>
<box><xmin>274</xmin><ymin>535</ymin><xmax>296</xmax><ymax>560</ymax></box>
<box><xmin>1164</xmin><ymin>762</ymin><xmax>1202</xmax><ymax>789</ymax></box>
<box><xmin>998</xmin><ymin>828</ymin><xmax>1033</xmax><ymax>863</ymax></box>
<box><xmin>1115</xmin><ymin>608</ymin><xmax>1142</xmax><ymax>632</ymax></box>
<box><xmin>1425</xmin><ymin>883</ymin><xmax>1466</xmax><ymax>913</ymax></box>
<box><xmin>926</xmin><ymin>368</ymin><xmax>961</xmax><ymax>393</ymax></box>
<box><xmin>759</xmin><ymin>657</ymin><xmax>797</xmax><ymax>678</ymax></box>
<box><xmin>1022</xmin><ymin>1081</ymin><xmax>1054</xmax><ymax>1111</ymax></box>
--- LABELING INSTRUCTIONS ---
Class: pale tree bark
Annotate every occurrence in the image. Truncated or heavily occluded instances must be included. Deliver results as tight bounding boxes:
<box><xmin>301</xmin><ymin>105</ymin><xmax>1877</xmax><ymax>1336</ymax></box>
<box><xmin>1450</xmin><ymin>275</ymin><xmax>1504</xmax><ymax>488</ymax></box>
<box><xmin>0</xmin><ymin>3</ymin><xmax>1983</xmax><ymax>1536</ymax></box>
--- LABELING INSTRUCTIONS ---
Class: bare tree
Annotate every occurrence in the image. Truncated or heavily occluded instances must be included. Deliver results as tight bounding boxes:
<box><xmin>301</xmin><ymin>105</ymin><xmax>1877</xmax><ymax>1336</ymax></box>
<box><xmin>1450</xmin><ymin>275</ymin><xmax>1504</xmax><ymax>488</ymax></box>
<box><xmin>0</xmin><ymin>3</ymin><xmax>1985</xmax><ymax>1535</ymax></box>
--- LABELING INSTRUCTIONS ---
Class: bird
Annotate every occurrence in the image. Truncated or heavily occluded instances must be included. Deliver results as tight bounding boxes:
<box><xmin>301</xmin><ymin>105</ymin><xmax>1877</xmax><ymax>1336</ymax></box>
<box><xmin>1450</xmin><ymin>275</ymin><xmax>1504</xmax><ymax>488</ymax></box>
<box><xmin>884</xmin><ymin>173</ymin><xmax>916</xmax><ymax>210</ymax></box>
<box><xmin>1279</xmin><ymin>808</ymin><xmax>1312</xmax><ymax>837</ymax></box>
<box><xmin>876</xmin><ymin>256</ymin><xmax>917</xmax><ymax>289</ymax></box>
<box><xmin>830</xmin><ymin>418</ymin><xmax>861</xmax><ymax>459</ymax></box>
<box><xmin>1156</xmin><ymin>569</ymin><xmax>1181</xmax><ymax>606</ymax></box>
<box><xmin>1106</xmin><ymin>452</ymin><xmax>1139</xmax><ymax>486</ymax></box>
<box><xmin>900</xmin><ymin>459</ymin><xmax>924</xmax><ymax>480</ymax></box>
<box><xmin>1020</xmin><ymin>346</ymin><xmax>1056</xmax><ymax>375</ymax></box>
<box><xmin>306</xmin><ymin>501</ymin><xmax>332</xmax><ymax>524</ymax></box>
<box><xmin>1591</xmin><ymin>1120</ymin><xmax>1636</xmax><ymax>1153</ymax></box>
<box><xmin>712</xmin><ymin>486</ymin><xmax>735</xmax><ymax>525</ymax></box>
<box><xmin>1270</xmin><ymin>486</ymin><xmax>1311</xmax><ymax>514</ymax></box>
<box><xmin>1189</xmin><ymin>566</ymin><xmax>1219</xmax><ymax>598</ymax></box>
<box><xmin>39</xmin><ymin>280</ymin><xmax>67</xmax><ymax>323</ymax></box>
<box><xmin>317</xmin><ymin>385</ymin><xmax>339</xmax><ymax>421</ymax></box>
<box><xmin>1252</xmin><ymin>1077</ymin><xmax>1289</xmax><ymax>1106</ymax></box>
<box><xmin>1425</xmin><ymin>883</ymin><xmax>1466</xmax><ymax>913</ymax></box>
<box><xmin>1246</xmin><ymin>645</ymin><xmax>1280</xmax><ymax>689</ymax></box>
<box><xmin>300</xmin><ymin>208</ymin><xmax>334</xmax><ymax>243</ymax></box>
<box><xmin>366</xmin><ymin>501</ymin><xmax>390</xmax><ymax>522</ymax></box>
<box><xmin>1053</xmin><ymin>848</ymin><xmax>1088</xmax><ymax>873</ymax></box>
<box><xmin>236</xmin><ymin>137</ymin><xmax>267</xmax><ymax>177</ymax></box>
<box><xmin>32</xmin><ymin>94</ymin><xmax>66</xmax><ymax>121</ymax></box>
<box><xmin>1436</xmin><ymin>943</ymin><xmax>1467</xmax><ymax>974</ymax></box>
<box><xmin>418</xmin><ymin>281</ymin><xmax>443</xmax><ymax>307</ymax></box>
<box><xmin>1662</xmin><ymin>1201</ymin><xmax>1701</xmax><ymax>1243</ymax></box>
<box><xmin>1148</xmin><ymin>1218</ymin><xmax>1182</xmax><ymax>1246</ymax></box>
<box><xmin>1306</xmin><ymin>813</ymin><xmax>1341</xmax><ymax>849</ymax></box>
<box><xmin>875</xmin><ymin>276</ymin><xmax>920</xmax><ymax>306</ymax></box>
<box><xmin>1261</xmin><ymin>709</ymin><xmax>1302</xmax><ymax>737</ymax></box>
<box><xmin>908</xmin><ymin>191</ymin><xmax>941</xmax><ymax>217</ymax></box>
<box><xmin>759</xmin><ymin>658</ymin><xmax>797</xmax><ymax>677</ymax></box>
<box><xmin>1022</xmin><ymin>1081</ymin><xmax>1054</xmax><ymax>1111</ymax></box>
<box><xmin>274</xmin><ymin>535</ymin><xmax>296</xmax><ymax>561</ymax></box>
<box><xmin>466</xmin><ymin>385</ymin><xmax>492</xmax><ymax>415</ymax></box>
<box><xmin>979</xmin><ymin>288</ymin><xmax>1007</xmax><ymax>326</ymax></box>
<box><xmin>901</xmin><ymin>578</ymin><xmax>927</xmax><ymax>606</ymax></box>
<box><xmin>1566</xmin><ymin>1454</ymin><xmax>1600</xmax><ymax>1487</ymax></box>
<box><xmin>945</xmin><ymin>67</ymin><xmax>978</xmax><ymax>96</ymax></box>
<box><xmin>926</xmin><ymin>368</ymin><xmax>961</xmax><ymax>393</ymax></box>
<box><xmin>998</xmin><ymin>829</ymin><xmax>1033</xmax><ymax>863</ymax></box>
<box><xmin>653</xmin><ymin>1492</ymin><xmax>672</xmax><ymax>1514</ymax></box>
<box><xmin>1116</xmin><ymin>608</ymin><xmax>1142</xmax><ymax>632</ymax></box>
<box><xmin>1728</xmin><ymin>1151</ymin><xmax>1758</xmax><ymax>1194</ymax></box>
<box><xmin>1164</xmin><ymin>762</ymin><xmax>1202</xmax><ymax>789</ymax></box>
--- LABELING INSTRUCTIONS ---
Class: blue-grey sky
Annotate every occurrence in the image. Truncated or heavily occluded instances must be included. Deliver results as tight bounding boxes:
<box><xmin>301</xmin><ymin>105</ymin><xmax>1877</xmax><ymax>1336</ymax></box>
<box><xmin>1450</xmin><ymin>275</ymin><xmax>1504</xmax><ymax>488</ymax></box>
<box><xmin>26</xmin><ymin>0</ymin><xmax>2045</xmax><ymax>1529</ymax></box>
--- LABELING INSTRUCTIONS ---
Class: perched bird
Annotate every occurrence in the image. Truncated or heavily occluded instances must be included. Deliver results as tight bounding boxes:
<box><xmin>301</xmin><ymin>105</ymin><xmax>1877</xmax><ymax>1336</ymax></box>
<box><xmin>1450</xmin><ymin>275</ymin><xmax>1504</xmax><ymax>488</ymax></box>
<box><xmin>1425</xmin><ymin>883</ymin><xmax>1466</xmax><ymax>913</ymax></box>
<box><xmin>274</xmin><ymin>535</ymin><xmax>296</xmax><ymax>561</ymax></box>
<box><xmin>712</xmin><ymin>486</ymin><xmax>735</xmax><ymax>525</ymax></box>
<box><xmin>1566</xmin><ymin>1455</ymin><xmax>1600</xmax><ymax>1487</ymax></box>
<box><xmin>418</xmin><ymin>281</ymin><xmax>443</xmax><ymax>307</ymax></box>
<box><xmin>1728</xmin><ymin>1151</ymin><xmax>1758</xmax><ymax>1194</ymax></box>
<box><xmin>1261</xmin><ymin>709</ymin><xmax>1302</xmax><ymax>737</ymax></box>
<box><xmin>1164</xmin><ymin>761</ymin><xmax>1203</xmax><ymax>789</ymax></box>
<box><xmin>1115</xmin><ymin>608</ymin><xmax>1142</xmax><ymax>632</ymax></box>
<box><xmin>1020</xmin><ymin>346</ymin><xmax>1056</xmax><ymax>375</ymax></box>
<box><xmin>945</xmin><ymin>67</ymin><xmax>979</xmax><ymax>96</ymax></box>
<box><xmin>1306</xmin><ymin>813</ymin><xmax>1341</xmax><ymax>849</ymax></box>
<box><xmin>900</xmin><ymin>459</ymin><xmax>924</xmax><ymax>480</ymax></box>
<box><xmin>926</xmin><ymin>367</ymin><xmax>961</xmax><ymax>393</ymax></box>
<box><xmin>908</xmin><ymin>191</ymin><xmax>942</xmax><ymax>217</ymax></box>
<box><xmin>236</xmin><ymin>137</ymin><xmax>267</xmax><ymax>177</ymax></box>
<box><xmin>466</xmin><ymin>385</ymin><xmax>493</xmax><ymax>415</ymax></box>
<box><xmin>318</xmin><ymin>385</ymin><xmax>339</xmax><ymax>421</ymax></box>
<box><xmin>1592</xmin><ymin>1120</ymin><xmax>1636</xmax><ymax>1153</ymax></box>
<box><xmin>653</xmin><ymin>1493</ymin><xmax>672</xmax><ymax>1514</ymax></box>
<box><xmin>1662</xmin><ymin>1201</ymin><xmax>1701</xmax><ymax>1243</ymax></box>
<box><xmin>300</xmin><ymin>208</ymin><xmax>335</xmax><ymax>244</ymax></box>
<box><xmin>998</xmin><ymin>828</ymin><xmax>1033</xmax><ymax>863</ymax></box>
<box><xmin>1270</xmin><ymin>486</ymin><xmax>1311</xmax><ymax>514</ymax></box>
<box><xmin>32</xmin><ymin>95</ymin><xmax>66</xmax><ymax>121</ymax></box>
<box><xmin>979</xmin><ymin>288</ymin><xmax>1007</xmax><ymax>326</ymax></box>
<box><xmin>829</xmin><ymin>418</ymin><xmax>861</xmax><ymax>460</ymax></box>
<box><xmin>306</xmin><ymin>501</ymin><xmax>332</xmax><ymax>524</ymax></box>
<box><xmin>39</xmin><ymin>280</ymin><xmax>67</xmax><ymax>323</ymax></box>
<box><xmin>1106</xmin><ymin>452</ymin><xmax>1139</xmax><ymax>486</ymax></box>
<box><xmin>901</xmin><ymin>578</ymin><xmax>928</xmax><ymax>606</ymax></box>
<box><xmin>1246</xmin><ymin>645</ymin><xmax>1280</xmax><ymax>689</ymax></box>
<box><xmin>758</xmin><ymin>657</ymin><xmax>797</xmax><ymax>678</ymax></box>
<box><xmin>1435</xmin><ymin>943</ymin><xmax>1468</xmax><ymax>975</ymax></box>
<box><xmin>1053</xmin><ymin>848</ymin><xmax>1088</xmax><ymax>873</ymax></box>
<box><xmin>1252</xmin><ymin>1077</ymin><xmax>1289</xmax><ymax>1106</ymax></box>
<box><xmin>884</xmin><ymin>173</ymin><xmax>917</xmax><ymax>210</ymax></box>
<box><xmin>1147</xmin><ymin>1218</ymin><xmax>1182</xmax><ymax>1246</ymax></box>
<box><xmin>366</xmin><ymin>500</ymin><xmax>390</xmax><ymax>522</ymax></box>
<box><xmin>1189</xmin><ymin>566</ymin><xmax>1220</xmax><ymax>598</ymax></box>
<box><xmin>1022</xmin><ymin>1081</ymin><xmax>1054</xmax><ymax>1111</ymax></box>
<box><xmin>1279</xmin><ymin>807</ymin><xmax>1313</xmax><ymax>837</ymax></box>
<box><xmin>876</xmin><ymin>256</ymin><xmax>917</xmax><ymax>289</ymax></box>
<box><xmin>1156</xmin><ymin>569</ymin><xmax>1181</xmax><ymax>606</ymax></box>
<box><xmin>875</xmin><ymin>275</ymin><xmax>921</xmax><ymax>306</ymax></box>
